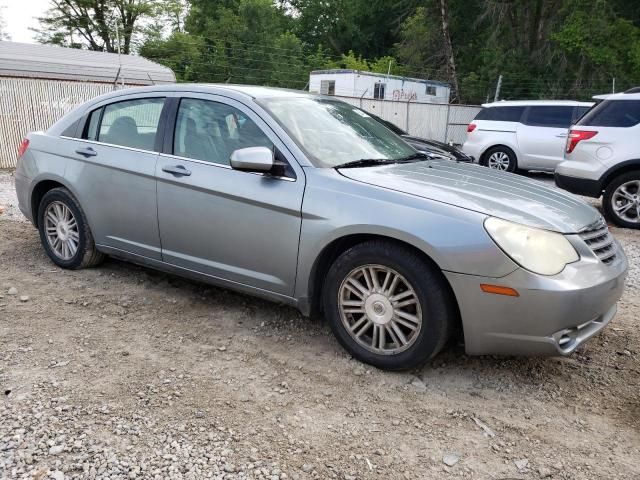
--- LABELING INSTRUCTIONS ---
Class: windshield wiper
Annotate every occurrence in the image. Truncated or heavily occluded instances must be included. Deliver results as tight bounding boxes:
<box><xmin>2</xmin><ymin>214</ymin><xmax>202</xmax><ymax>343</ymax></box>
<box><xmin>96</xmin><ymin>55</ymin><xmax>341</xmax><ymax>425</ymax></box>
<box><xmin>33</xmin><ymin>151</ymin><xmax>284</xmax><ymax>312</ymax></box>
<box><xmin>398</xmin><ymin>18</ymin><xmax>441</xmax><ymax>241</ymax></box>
<box><xmin>394</xmin><ymin>152</ymin><xmax>430</xmax><ymax>162</ymax></box>
<box><xmin>333</xmin><ymin>158</ymin><xmax>398</xmax><ymax>169</ymax></box>
<box><xmin>334</xmin><ymin>152</ymin><xmax>430</xmax><ymax>169</ymax></box>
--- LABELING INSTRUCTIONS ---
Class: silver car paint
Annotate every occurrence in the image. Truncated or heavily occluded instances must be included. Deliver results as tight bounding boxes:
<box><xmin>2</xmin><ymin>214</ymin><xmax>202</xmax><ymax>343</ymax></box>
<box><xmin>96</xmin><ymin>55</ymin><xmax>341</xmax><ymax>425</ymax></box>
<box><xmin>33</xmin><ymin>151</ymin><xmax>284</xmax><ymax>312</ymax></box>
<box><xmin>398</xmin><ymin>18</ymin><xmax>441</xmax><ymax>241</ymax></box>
<box><xmin>156</xmin><ymin>93</ymin><xmax>305</xmax><ymax>295</ymax></box>
<box><xmin>15</xmin><ymin>84</ymin><xmax>628</xmax><ymax>357</ymax></box>
<box><xmin>338</xmin><ymin>160</ymin><xmax>601</xmax><ymax>233</ymax></box>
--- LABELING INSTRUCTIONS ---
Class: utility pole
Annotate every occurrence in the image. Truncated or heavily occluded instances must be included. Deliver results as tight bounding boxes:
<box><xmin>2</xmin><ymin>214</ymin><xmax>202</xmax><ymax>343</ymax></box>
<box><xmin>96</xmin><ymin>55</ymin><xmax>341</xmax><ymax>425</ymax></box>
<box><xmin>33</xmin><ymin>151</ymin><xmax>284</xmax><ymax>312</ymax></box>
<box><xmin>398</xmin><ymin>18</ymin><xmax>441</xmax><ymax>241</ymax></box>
<box><xmin>115</xmin><ymin>20</ymin><xmax>124</xmax><ymax>87</ymax></box>
<box><xmin>494</xmin><ymin>75</ymin><xmax>503</xmax><ymax>102</ymax></box>
<box><xmin>612</xmin><ymin>77</ymin><xmax>616</xmax><ymax>94</ymax></box>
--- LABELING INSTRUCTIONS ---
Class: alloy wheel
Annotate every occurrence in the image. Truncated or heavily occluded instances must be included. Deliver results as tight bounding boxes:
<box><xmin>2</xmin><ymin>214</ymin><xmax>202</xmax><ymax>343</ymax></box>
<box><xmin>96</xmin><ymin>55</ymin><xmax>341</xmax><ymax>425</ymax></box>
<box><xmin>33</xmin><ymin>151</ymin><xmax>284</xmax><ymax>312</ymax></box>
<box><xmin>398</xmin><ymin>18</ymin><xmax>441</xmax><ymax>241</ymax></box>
<box><xmin>44</xmin><ymin>201</ymin><xmax>80</xmax><ymax>260</ymax></box>
<box><xmin>487</xmin><ymin>151</ymin><xmax>510</xmax><ymax>170</ymax></box>
<box><xmin>338</xmin><ymin>264</ymin><xmax>423</xmax><ymax>355</ymax></box>
<box><xmin>611</xmin><ymin>180</ymin><xmax>640</xmax><ymax>224</ymax></box>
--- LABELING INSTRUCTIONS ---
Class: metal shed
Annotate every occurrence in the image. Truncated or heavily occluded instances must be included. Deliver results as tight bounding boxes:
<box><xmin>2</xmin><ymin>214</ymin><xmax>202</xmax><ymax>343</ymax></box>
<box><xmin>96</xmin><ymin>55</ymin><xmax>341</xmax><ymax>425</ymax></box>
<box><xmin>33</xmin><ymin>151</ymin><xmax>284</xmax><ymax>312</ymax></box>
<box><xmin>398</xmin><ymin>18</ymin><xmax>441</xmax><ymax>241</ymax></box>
<box><xmin>0</xmin><ymin>41</ymin><xmax>175</xmax><ymax>168</ymax></box>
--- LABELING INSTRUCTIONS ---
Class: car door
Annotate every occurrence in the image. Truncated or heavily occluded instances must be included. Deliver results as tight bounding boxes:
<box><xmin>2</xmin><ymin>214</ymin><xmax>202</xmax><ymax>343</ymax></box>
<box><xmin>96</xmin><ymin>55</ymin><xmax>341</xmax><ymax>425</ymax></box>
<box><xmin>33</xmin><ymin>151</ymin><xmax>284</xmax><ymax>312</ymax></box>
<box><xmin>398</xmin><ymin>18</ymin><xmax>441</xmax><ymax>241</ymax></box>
<box><xmin>517</xmin><ymin>105</ymin><xmax>576</xmax><ymax>170</ymax></box>
<box><xmin>65</xmin><ymin>94</ymin><xmax>166</xmax><ymax>260</ymax></box>
<box><xmin>156</xmin><ymin>94</ymin><xmax>305</xmax><ymax>296</ymax></box>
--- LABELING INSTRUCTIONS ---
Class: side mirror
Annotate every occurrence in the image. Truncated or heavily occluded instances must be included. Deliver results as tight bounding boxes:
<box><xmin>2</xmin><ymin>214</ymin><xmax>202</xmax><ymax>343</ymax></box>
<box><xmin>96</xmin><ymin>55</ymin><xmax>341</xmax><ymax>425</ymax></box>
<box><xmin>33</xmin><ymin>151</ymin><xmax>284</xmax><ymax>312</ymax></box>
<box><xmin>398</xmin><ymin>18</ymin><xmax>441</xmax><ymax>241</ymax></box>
<box><xmin>230</xmin><ymin>147</ymin><xmax>274</xmax><ymax>173</ymax></box>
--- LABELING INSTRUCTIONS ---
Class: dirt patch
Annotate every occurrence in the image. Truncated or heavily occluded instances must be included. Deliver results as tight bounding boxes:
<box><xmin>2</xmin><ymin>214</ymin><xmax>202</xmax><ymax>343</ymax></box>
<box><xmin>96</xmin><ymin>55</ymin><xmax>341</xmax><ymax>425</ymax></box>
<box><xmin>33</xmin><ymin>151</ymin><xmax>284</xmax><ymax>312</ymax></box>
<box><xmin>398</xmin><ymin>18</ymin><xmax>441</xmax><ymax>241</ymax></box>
<box><xmin>1</xmin><ymin>173</ymin><xmax>640</xmax><ymax>479</ymax></box>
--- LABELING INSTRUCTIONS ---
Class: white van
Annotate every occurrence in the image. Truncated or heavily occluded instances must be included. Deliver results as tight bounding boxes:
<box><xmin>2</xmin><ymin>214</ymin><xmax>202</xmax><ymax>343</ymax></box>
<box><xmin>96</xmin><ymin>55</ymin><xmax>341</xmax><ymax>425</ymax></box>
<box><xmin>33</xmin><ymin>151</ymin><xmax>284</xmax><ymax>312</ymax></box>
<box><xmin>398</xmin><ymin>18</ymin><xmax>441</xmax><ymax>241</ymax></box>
<box><xmin>463</xmin><ymin>100</ymin><xmax>593</xmax><ymax>172</ymax></box>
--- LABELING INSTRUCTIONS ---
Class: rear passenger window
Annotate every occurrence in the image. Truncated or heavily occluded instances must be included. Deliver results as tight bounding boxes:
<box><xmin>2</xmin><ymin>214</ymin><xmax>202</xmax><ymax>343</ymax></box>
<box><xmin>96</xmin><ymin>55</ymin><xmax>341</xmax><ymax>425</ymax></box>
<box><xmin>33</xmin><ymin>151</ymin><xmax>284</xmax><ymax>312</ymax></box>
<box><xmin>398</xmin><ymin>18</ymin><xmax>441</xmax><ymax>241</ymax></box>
<box><xmin>84</xmin><ymin>108</ymin><xmax>102</xmax><ymax>141</ymax></box>
<box><xmin>524</xmin><ymin>106</ymin><xmax>574</xmax><ymax>128</ymax></box>
<box><xmin>95</xmin><ymin>98</ymin><xmax>165</xmax><ymax>150</ymax></box>
<box><xmin>578</xmin><ymin>100</ymin><xmax>640</xmax><ymax>128</ymax></box>
<box><xmin>173</xmin><ymin>98</ymin><xmax>273</xmax><ymax>166</ymax></box>
<box><xmin>474</xmin><ymin>106</ymin><xmax>525</xmax><ymax>122</ymax></box>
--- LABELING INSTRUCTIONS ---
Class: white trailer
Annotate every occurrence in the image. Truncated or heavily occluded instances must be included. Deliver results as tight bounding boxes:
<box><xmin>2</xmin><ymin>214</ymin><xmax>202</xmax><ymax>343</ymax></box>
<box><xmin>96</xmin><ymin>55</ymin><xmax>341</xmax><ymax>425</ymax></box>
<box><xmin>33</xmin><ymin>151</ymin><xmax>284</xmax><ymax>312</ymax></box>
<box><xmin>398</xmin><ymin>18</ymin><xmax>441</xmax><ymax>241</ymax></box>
<box><xmin>309</xmin><ymin>69</ymin><xmax>450</xmax><ymax>104</ymax></box>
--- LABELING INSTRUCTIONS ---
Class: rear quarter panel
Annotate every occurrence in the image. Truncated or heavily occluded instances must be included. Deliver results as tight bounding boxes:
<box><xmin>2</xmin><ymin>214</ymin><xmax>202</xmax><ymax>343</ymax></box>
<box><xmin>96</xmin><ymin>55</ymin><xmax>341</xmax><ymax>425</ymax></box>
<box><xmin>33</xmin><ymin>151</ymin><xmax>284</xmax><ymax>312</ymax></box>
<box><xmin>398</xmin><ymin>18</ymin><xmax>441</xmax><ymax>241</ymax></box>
<box><xmin>16</xmin><ymin>133</ymin><xmax>78</xmax><ymax>223</ymax></box>
<box><xmin>463</xmin><ymin>120</ymin><xmax>519</xmax><ymax>162</ymax></box>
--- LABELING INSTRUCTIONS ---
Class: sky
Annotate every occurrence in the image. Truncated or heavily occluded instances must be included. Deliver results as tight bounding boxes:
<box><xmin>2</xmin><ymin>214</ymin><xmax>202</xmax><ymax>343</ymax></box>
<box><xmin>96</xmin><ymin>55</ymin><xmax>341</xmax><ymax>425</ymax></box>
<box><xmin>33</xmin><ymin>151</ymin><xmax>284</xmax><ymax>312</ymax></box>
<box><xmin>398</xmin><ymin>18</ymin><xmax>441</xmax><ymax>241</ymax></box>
<box><xmin>1</xmin><ymin>0</ymin><xmax>50</xmax><ymax>43</ymax></box>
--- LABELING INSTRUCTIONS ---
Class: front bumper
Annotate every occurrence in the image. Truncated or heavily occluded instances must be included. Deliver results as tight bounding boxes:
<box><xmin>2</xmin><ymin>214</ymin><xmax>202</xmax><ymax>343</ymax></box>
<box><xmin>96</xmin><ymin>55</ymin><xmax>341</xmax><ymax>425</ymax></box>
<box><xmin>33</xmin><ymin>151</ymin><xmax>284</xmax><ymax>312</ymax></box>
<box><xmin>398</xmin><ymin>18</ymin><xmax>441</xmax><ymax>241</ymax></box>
<box><xmin>445</xmin><ymin>242</ymin><xmax>628</xmax><ymax>356</ymax></box>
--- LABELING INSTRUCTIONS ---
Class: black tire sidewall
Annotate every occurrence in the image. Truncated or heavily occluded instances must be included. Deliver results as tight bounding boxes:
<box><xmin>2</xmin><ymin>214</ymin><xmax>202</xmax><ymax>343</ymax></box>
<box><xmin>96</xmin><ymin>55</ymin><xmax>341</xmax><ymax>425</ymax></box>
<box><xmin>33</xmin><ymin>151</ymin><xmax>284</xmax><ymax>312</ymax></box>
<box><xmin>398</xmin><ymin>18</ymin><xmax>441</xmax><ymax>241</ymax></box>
<box><xmin>603</xmin><ymin>171</ymin><xmax>640</xmax><ymax>229</ymax></box>
<box><xmin>37</xmin><ymin>189</ymin><xmax>90</xmax><ymax>269</ymax></box>
<box><xmin>484</xmin><ymin>146</ymin><xmax>518</xmax><ymax>173</ymax></box>
<box><xmin>322</xmin><ymin>241</ymin><xmax>452</xmax><ymax>370</ymax></box>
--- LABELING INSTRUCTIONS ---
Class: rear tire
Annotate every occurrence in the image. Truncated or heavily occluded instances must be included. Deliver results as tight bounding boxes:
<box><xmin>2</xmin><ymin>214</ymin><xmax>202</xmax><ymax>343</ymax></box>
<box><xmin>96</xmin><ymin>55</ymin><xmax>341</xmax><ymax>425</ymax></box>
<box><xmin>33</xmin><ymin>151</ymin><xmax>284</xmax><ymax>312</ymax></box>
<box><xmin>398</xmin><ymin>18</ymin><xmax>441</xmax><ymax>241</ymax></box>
<box><xmin>37</xmin><ymin>187</ymin><xmax>105</xmax><ymax>269</ymax></box>
<box><xmin>322</xmin><ymin>240</ymin><xmax>454</xmax><ymax>370</ymax></box>
<box><xmin>603</xmin><ymin>171</ymin><xmax>640</xmax><ymax>229</ymax></box>
<box><xmin>483</xmin><ymin>146</ymin><xmax>518</xmax><ymax>173</ymax></box>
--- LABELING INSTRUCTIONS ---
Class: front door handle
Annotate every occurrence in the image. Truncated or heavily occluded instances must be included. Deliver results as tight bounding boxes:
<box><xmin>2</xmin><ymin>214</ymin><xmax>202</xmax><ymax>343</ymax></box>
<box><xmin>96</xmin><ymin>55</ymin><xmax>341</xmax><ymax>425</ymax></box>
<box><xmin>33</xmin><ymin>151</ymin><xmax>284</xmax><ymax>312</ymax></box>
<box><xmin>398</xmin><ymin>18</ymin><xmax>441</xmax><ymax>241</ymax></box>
<box><xmin>162</xmin><ymin>165</ymin><xmax>192</xmax><ymax>177</ymax></box>
<box><xmin>75</xmin><ymin>147</ymin><xmax>97</xmax><ymax>157</ymax></box>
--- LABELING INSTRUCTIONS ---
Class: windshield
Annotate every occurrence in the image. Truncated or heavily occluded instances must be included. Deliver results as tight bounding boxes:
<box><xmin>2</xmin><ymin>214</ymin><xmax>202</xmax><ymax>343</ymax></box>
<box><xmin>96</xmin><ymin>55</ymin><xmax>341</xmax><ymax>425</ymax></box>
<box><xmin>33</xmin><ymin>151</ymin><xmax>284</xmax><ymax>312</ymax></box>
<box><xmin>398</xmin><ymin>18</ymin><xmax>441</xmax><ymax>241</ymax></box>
<box><xmin>258</xmin><ymin>96</ymin><xmax>417</xmax><ymax>167</ymax></box>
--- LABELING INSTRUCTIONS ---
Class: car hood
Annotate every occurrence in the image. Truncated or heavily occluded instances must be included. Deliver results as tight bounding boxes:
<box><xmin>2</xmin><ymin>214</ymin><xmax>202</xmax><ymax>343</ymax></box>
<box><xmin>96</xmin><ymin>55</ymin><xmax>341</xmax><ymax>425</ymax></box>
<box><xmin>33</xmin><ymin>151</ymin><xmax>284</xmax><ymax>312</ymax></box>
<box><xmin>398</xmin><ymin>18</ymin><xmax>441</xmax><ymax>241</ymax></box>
<box><xmin>338</xmin><ymin>160</ymin><xmax>600</xmax><ymax>233</ymax></box>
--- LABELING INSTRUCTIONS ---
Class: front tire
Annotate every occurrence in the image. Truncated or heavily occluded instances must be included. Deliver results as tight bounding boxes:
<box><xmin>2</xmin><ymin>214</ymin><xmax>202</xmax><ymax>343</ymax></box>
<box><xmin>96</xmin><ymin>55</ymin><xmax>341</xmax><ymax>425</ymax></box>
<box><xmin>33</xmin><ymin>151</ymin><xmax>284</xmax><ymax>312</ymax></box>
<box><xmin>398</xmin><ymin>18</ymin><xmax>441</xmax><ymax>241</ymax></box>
<box><xmin>322</xmin><ymin>240</ymin><xmax>454</xmax><ymax>370</ymax></box>
<box><xmin>603</xmin><ymin>171</ymin><xmax>640</xmax><ymax>229</ymax></box>
<box><xmin>484</xmin><ymin>146</ymin><xmax>518</xmax><ymax>173</ymax></box>
<box><xmin>37</xmin><ymin>187</ymin><xmax>105</xmax><ymax>269</ymax></box>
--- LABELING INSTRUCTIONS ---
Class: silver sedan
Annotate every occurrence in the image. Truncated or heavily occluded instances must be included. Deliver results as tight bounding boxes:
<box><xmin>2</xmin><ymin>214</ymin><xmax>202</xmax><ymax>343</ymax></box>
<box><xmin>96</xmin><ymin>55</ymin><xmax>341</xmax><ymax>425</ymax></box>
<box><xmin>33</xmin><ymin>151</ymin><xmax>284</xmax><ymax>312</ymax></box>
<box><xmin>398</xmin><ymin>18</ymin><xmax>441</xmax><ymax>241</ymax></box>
<box><xmin>14</xmin><ymin>85</ymin><xmax>628</xmax><ymax>370</ymax></box>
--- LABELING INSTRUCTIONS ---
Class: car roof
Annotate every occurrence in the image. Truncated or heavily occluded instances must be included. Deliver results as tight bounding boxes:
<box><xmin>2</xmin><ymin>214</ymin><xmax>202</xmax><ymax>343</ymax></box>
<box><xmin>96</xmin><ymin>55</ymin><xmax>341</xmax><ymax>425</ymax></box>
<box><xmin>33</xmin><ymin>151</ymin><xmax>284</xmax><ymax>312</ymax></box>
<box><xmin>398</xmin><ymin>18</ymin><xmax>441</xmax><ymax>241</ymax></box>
<box><xmin>592</xmin><ymin>92</ymin><xmax>640</xmax><ymax>101</ymax></box>
<box><xmin>481</xmin><ymin>100</ymin><xmax>594</xmax><ymax>108</ymax></box>
<box><xmin>101</xmin><ymin>83</ymin><xmax>312</xmax><ymax>100</ymax></box>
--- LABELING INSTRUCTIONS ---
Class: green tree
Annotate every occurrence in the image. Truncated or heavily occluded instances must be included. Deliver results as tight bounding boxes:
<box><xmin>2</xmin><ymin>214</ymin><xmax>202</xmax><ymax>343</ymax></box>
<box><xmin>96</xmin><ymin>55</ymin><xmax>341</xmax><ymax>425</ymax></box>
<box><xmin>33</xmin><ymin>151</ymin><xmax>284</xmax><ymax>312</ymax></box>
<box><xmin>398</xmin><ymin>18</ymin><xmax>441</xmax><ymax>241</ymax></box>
<box><xmin>286</xmin><ymin>0</ymin><xmax>407</xmax><ymax>58</ymax></box>
<box><xmin>36</xmin><ymin>0</ymin><xmax>161</xmax><ymax>54</ymax></box>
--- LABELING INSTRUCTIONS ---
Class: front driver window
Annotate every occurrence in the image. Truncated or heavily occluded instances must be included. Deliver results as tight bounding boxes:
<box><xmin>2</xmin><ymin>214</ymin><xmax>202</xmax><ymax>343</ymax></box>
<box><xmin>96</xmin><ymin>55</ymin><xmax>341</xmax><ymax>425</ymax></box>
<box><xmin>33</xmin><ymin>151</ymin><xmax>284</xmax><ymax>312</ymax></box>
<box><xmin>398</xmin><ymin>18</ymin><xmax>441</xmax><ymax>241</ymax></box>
<box><xmin>174</xmin><ymin>98</ymin><xmax>274</xmax><ymax>166</ymax></box>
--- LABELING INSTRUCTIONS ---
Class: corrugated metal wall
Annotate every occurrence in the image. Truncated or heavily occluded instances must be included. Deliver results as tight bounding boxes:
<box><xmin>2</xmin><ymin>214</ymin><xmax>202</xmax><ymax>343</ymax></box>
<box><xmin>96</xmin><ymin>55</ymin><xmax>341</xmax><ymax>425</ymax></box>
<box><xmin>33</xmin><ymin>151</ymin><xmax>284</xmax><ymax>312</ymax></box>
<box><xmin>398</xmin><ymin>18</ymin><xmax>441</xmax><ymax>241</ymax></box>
<box><xmin>339</xmin><ymin>95</ymin><xmax>481</xmax><ymax>146</ymax></box>
<box><xmin>0</xmin><ymin>77</ymin><xmax>119</xmax><ymax>169</ymax></box>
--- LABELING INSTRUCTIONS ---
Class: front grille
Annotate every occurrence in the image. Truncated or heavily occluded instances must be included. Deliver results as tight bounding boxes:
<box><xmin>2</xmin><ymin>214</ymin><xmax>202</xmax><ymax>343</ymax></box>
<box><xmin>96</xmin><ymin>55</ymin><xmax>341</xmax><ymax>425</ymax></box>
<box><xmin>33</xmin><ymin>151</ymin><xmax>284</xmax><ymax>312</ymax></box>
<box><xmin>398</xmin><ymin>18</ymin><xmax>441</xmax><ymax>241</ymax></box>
<box><xmin>579</xmin><ymin>219</ymin><xmax>617</xmax><ymax>265</ymax></box>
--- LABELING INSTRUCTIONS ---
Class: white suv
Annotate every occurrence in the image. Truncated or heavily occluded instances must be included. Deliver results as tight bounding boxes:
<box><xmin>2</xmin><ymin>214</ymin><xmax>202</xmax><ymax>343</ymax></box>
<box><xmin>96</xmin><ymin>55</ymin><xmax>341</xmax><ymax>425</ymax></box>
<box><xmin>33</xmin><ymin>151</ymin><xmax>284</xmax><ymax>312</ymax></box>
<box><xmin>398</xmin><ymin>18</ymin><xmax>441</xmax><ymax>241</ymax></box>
<box><xmin>555</xmin><ymin>89</ymin><xmax>640</xmax><ymax>229</ymax></box>
<box><xmin>463</xmin><ymin>100</ymin><xmax>593</xmax><ymax>172</ymax></box>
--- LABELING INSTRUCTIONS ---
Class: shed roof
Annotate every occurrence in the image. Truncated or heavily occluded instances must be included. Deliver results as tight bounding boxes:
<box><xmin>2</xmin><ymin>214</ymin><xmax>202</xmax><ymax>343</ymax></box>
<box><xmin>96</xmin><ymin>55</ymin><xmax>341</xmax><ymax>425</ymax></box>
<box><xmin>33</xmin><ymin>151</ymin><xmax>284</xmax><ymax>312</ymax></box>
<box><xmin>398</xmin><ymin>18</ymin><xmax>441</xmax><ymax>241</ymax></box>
<box><xmin>310</xmin><ymin>69</ymin><xmax>450</xmax><ymax>88</ymax></box>
<box><xmin>0</xmin><ymin>41</ymin><xmax>175</xmax><ymax>85</ymax></box>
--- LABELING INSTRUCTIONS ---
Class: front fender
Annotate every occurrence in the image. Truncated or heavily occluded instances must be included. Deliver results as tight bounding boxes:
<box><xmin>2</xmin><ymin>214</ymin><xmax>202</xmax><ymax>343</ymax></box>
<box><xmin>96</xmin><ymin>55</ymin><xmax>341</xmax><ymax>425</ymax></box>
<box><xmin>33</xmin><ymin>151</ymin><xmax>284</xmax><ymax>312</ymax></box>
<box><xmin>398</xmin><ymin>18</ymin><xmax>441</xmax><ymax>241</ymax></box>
<box><xmin>293</xmin><ymin>170</ymin><xmax>517</xmax><ymax>304</ymax></box>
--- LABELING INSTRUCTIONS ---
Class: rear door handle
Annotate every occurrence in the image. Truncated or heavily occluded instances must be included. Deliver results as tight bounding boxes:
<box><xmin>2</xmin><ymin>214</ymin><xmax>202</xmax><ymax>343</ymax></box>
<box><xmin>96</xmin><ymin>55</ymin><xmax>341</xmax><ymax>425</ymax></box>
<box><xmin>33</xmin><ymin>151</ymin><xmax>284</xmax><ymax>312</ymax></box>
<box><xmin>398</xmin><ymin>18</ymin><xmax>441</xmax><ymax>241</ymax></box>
<box><xmin>75</xmin><ymin>147</ymin><xmax>97</xmax><ymax>157</ymax></box>
<box><xmin>556</xmin><ymin>133</ymin><xmax>568</xmax><ymax>138</ymax></box>
<box><xmin>162</xmin><ymin>165</ymin><xmax>192</xmax><ymax>177</ymax></box>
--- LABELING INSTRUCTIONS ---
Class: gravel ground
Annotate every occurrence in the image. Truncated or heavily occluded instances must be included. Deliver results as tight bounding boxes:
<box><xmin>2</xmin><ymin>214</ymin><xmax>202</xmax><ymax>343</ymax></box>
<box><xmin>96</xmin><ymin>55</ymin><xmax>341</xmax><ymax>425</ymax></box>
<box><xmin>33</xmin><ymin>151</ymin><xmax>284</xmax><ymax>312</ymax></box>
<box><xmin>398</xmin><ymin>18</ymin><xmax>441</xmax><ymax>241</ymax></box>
<box><xmin>1</xmin><ymin>169</ymin><xmax>639</xmax><ymax>480</ymax></box>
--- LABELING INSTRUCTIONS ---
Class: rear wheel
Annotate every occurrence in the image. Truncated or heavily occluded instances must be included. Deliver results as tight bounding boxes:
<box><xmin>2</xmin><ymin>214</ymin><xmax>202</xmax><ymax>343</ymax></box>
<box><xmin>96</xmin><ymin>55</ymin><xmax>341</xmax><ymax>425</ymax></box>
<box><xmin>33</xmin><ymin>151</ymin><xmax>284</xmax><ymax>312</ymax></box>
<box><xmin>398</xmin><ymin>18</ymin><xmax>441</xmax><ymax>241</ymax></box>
<box><xmin>322</xmin><ymin>240</ymin><xmax>454</xmax><ymax>370</ymax></box>
<box><xmin>603</xmin><ymin>171</ymin><xmax>640</xmax><ymax>229</ymax></box>
<box><xmin>484</xmin><ymin>146</ymin><xmax>518</xmax><ymax>173</ymax></box>
<box><xmin>37</xmin><ymin>187</ymin><xmax>105</xmax><ymax>269</ymax></box>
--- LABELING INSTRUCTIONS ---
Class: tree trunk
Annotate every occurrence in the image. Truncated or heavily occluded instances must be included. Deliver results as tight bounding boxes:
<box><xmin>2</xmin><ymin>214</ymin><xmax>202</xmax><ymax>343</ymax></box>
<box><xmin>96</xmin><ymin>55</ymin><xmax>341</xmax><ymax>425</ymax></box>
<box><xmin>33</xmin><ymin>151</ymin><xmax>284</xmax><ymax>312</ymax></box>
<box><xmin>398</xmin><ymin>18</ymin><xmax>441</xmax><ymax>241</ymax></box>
<box><xmin>439</xmin><ymin>0</ymin><xmax>460</xmax><ymax>102</ymax></box>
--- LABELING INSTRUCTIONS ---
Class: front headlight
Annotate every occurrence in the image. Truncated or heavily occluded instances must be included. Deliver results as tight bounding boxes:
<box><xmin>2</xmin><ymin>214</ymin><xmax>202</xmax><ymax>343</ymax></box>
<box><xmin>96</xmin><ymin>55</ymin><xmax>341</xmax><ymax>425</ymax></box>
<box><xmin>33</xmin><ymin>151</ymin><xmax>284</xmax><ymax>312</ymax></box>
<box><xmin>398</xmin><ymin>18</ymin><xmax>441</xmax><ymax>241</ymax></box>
<box><xmin>484</xmin><ymin>217</ymin><xmax>579</xmax><ymax>275</ymax></box>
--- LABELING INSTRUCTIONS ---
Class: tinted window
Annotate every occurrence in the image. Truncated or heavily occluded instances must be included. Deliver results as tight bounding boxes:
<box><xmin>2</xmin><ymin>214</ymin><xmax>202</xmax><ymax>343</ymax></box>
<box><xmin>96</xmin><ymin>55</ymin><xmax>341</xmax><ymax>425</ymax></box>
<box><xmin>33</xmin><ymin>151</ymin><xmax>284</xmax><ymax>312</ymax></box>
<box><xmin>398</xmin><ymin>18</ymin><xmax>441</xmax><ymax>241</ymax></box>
<box><xmin>578</xmin><ymin>100</ymin><xmax>640</xmax><ymax>128</ymax></box>
<box><xmin>174</xmin><ymin>98</ymin><xmax>273</xmax><ymax>166</ymax></box>
<box><xmin>525</xmin><ymin>106</ymin><xmax>574</xmax><ymax>128</ymax></box>
<box><xmin>474</xmin><ymin>106</ymin><xmax>525</xmax><ymax>122</ymax></box>
<box><xmin>97</xmin><ymin>98</ymin><xmax>164</xmax><ymax>150</ymax></box>
<box><xmin>573</xmin><ymin>106</ymin><xmax>591</xmax><ymax>122</ymax></box>
<box><xmin>83</xmin><ymin>108</ymin><xmax>102</xmax><ymax>141</ymax></box>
